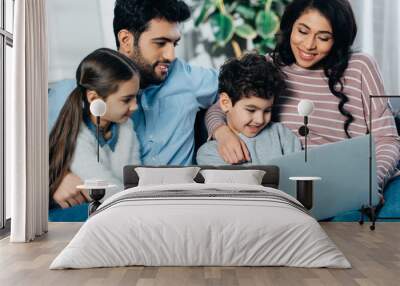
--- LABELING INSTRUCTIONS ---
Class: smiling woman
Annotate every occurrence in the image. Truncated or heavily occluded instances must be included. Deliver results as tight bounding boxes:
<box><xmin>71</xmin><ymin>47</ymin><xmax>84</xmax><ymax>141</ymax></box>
<box><xmin>289</xmin><ymin>9</ymin><xmax>334</xmax><ymax>68</ymax></box>
<box><xmin>206</xmin><ymin>0</ymin><xmax>400</xmax><ymax>195</ymax></box>
<box><xmin>272</xmin><ymin>0</ymin><xmax>358</xmax><ymax>137</ymax></box>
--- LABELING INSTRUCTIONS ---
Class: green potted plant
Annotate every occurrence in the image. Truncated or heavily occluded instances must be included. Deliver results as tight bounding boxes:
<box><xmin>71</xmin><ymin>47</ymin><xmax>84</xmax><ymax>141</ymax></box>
<box><xmin>194</xmin><ymin>0</ymin><xmax>292</xmax><ymax>57</ymax></box>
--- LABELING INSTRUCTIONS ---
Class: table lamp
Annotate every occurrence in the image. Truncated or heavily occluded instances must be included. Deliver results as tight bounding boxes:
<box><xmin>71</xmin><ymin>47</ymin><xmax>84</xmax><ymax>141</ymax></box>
<box><xmin>78</xmin><ymin>98</ymin><xmax>111</xmax><ymax>215</ymax></box>
<box><xmin>89</xmin><ymin>99</ymin><xmax>107</xmax><ymax>162</ymax></box>
<box><xmin>297</xmin><ymin>99</ymin><xmax>315</xmax><ymax>162</ymax></box>
<box><xmin>360</xmin><ymin>95</ymin><xmax>400</xmax><ymax>230</ymax></box>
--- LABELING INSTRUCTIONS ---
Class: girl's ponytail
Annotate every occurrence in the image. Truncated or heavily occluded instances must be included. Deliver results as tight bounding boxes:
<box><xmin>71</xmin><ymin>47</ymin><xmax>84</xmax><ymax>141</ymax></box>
<box><xmin>49</xmin><ymin>87</ymin><xmax>87</xmax><ymax>197</ymax></box>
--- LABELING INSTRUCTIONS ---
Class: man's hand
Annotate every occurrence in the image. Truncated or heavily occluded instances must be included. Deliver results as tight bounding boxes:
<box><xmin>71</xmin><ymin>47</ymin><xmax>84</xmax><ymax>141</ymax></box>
<box><xmin>214</xmin><ymin>125</ymin><xmax>251</xmax><ymax>164</ymax></box>
<box><xmin>52</xmin><ymin>172</ymin><xmax>90</xmax><ymax>209</ymax></box>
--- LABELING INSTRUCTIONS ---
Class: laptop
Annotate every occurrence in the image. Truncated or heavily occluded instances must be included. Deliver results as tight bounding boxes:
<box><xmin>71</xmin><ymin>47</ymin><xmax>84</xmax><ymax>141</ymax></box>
<box><xmin>266</xmin><ymin>135</ymin><xmax>378</xmax><ymax>220</ymax></box>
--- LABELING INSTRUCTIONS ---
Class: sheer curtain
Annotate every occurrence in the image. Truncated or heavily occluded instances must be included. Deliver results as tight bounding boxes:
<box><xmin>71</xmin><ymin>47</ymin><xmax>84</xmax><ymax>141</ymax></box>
<box><xmin>350</xmin><ymin>0</ymin><xmax>400</xmax><ymax>108</ymax></box>
<box><xmin>7</xmin><ymin>0</ymin><xmax>48</xmax><ymax>242</ymax></box>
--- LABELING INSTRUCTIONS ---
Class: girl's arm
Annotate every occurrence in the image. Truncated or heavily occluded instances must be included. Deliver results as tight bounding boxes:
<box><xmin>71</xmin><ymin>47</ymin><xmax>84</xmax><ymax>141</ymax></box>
<box><xmin>360</xmin><ymin>54</ymin><xmax>400</xmax><ymax>191</ymax></box>
<box><xmin>52</xmin><ymin>172</ymin><xmax>87</xmax><ymax>209</ymax></box>
<box><xmin>205</xmin><ymin>103</ymin><xmax>251</xmax><ymax>164</ymax></box>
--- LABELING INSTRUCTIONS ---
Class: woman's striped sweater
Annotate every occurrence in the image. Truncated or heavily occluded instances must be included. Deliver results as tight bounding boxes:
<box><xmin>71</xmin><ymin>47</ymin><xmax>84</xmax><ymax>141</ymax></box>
<box><xmin>205</xmin><ymin>53</ymin><xmax>400</xmax><ymax>190</ymax></box>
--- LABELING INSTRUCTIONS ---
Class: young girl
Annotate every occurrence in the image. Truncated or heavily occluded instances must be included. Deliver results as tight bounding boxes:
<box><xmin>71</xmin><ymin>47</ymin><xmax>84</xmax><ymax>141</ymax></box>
<box><xmin>49</xmin><ymin>48</ymin><xmax>141</xmax><ymax>208</ymax></box>
<box><xmin>206</xmin><ymin>0</ymin><xmax>399</xmax><ymax>193</ymax></box>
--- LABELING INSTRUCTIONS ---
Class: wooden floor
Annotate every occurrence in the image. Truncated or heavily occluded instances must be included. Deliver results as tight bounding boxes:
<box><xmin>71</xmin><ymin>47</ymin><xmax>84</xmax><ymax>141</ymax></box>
<box><xmin>1</xmin><ymin>222</ymin><xmax>400</xmax><ymax>286</ymax></box>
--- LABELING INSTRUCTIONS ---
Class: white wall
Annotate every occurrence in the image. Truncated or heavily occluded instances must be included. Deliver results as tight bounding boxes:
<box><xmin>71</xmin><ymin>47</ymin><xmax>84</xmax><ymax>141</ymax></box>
<box><xmin>47</xmin><ymin>0</ymin><xmax>114</xmax><ymax>83</ymax></box>
<box><xmin>47</xmin><ymin>0</ymin><xmax>192</xmax><ymax>83</ymax></box>
<box><xmin>350</xmin><ymin>0</ymin><xmax>400</xmax><ymax>110</ymax></box>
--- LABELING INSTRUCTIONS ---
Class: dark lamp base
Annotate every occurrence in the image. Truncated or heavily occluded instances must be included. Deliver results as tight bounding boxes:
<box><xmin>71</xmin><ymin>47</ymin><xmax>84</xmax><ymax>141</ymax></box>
<box><xmin>88</xmin><ymin>188</ymin><xmax>106</xmax><ymax>216</ymax></box>
<box><xmin>296</xmin><ymin>180</ymin><xmax>313</xmax><ymax>210</ymax></box>
<box><xmin>359</xmin><ymin>202</ymin><xmax>384</xmax><ymax>231</ymax></box>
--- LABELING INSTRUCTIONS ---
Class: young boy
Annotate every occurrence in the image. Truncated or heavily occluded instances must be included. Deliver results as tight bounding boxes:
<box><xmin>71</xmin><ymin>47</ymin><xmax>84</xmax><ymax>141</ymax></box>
<box><xmin>196</xmin><ymin>53</ymin><xmax>301</xmax><ymax>165</ymax></box>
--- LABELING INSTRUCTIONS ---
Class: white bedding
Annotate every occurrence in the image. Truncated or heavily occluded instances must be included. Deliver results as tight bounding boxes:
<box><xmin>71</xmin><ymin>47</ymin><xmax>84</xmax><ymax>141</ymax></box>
<box><xmin>50</xmin><ymin>183</ymin><xmax>350</xmax><ymax>269</ymax></box>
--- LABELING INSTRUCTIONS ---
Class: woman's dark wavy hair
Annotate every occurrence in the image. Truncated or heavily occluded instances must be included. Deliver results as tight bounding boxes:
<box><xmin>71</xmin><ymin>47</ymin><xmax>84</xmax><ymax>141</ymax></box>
<box><xmin>219</xmin><ymin>53</ymin><xmax>286</xmax><ymax>111</ymax></box>
<box><xmin>113</xmin><ymin>0</ymin><xmax>191</xmax><ymax>49</ymax></box>
<box><xmin>272</xmin><ymin>0</ymin><xmax>357</xmax><ymax>138</ymax></box>
<box><xmin>49</xmin><ymin>48</ymin><xmax>139</xmax><ymax>200</ymax></box>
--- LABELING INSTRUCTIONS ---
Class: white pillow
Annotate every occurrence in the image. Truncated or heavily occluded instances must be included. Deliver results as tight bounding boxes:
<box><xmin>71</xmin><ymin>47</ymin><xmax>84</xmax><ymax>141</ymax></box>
<box><xmin>135</xmin><ymin>167</ymin><xmax>201</xmax><ymax>186</ymax></box>
<box><xmin>200</xmin><ymin>169</ymin><xmax>266</xmax><ymax>185</ymax></box>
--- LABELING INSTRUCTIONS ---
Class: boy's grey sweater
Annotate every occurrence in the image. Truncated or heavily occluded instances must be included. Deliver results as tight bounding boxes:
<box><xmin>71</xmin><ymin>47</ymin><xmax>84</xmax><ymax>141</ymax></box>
<box><xmin>196</xmin><ymin>122</ymin><xmax>301</xmax><ymax>165</ymax></box>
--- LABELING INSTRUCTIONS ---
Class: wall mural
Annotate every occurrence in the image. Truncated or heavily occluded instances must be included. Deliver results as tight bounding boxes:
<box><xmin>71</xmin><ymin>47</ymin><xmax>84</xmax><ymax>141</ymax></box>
<box><xmin>48</xmin><ymin>0</ymin><xmax>399</xmax><ymax>223</ymax></box>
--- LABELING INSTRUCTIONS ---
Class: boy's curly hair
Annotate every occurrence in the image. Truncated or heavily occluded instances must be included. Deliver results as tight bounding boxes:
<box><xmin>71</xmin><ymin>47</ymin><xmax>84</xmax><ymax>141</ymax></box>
<box><xmin>218</xmin><ymin>53</ymin><xmax>286</xmax><ymax>106</ymax></box>
<box><xmin>113</xmin><ymin>0</ymin><xmax>191</xmax><ymax>48</ymax></box>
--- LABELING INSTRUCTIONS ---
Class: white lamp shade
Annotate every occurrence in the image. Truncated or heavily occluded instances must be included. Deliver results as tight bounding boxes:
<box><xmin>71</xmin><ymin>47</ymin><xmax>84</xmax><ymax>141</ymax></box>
<box><xmin>298</xmin><ymin>99</ymin><xmax>315</xmax><ymax>116</ymax></box>
<box><xmin>90</xmin><ymin>99</ymin><xmax>107</xmax><ymax>117</ymax></box>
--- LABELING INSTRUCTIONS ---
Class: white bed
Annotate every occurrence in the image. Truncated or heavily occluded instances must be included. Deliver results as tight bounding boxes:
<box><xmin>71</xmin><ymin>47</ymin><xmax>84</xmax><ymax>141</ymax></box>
<box><xmin>50</xmin><ymin>182</ymin><xmax>350</xmax><ymax>269</ymax></box>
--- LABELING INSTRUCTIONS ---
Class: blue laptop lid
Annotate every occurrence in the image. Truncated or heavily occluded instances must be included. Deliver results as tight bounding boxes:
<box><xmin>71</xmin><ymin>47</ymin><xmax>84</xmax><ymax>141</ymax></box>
<box><xmin>266</xmin><ymin>135</ymin><xmax>378</xmax><ymax>220</ymax></box>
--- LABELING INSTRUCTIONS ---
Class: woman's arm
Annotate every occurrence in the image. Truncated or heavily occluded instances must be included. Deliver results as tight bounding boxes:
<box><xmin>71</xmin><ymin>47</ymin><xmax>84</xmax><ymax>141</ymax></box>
<box><xmin>205</xmin><ymin>102</ymin><xmax>227</xmax><ymax>137</ymax></box>
<box><xmin>205</xmin><ymin>103</ymin><xmax>251</xmax><ymax>163</ymax></box>
<box><xmin>370</xmin><ymin>101</ymin><xmax>400</xmax><ymax>191</ymax></box>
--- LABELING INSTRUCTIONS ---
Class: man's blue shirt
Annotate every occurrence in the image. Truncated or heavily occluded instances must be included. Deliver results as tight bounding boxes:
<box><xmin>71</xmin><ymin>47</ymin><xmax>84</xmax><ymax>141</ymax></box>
<box><xmin>132</xmin><ymin>59</ymin><xmax>218</xmax><ymax>165</ymax></box>
<box><xmin>48</xmin><ymin>58</ymin><xmax>218</xmax><ymax>165</ymax></box>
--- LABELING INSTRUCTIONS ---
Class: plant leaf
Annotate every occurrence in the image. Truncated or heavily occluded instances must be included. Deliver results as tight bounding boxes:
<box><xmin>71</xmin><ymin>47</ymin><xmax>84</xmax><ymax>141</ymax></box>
<box><xmin>235</xmin><ymin>24</ymin><xmax>257</xmax><ymax>40</ymax></box>
<box><xmin>226</xmin><ymin>2</ymin><xmax>239</xmax><ymax>13</ymax></box>
<box><xmin>210</xmin><ymin>13</ymin><xmax>235</xmax><ymax>46</ymax></box>
<box><xmin>194</xmin><ymin>0</ymin><xmax>216</xmax><ymax>27</ymax></box>
<box><xmin>264</xmin><ymin>0</ymin><xmax>273</xmax><ymax>12</ymax></box>
<box><xmin>255</xmin><ymin>37</ymin><xmax>277</xmax><ymax>54</ymax></box>
<box><xmin>235</xmin><ymin>4</ymin><xmax>256</xmax><ymax>20</ymax></box>
<box><xmin>256</xmin><ymin>10</ymin><xmax>279</xmax><ymax>39</ymax></box>
<box><xmin>262</xmin><ymin>37</ymin><xmax>276</xmax><ymax>49</ymax></box>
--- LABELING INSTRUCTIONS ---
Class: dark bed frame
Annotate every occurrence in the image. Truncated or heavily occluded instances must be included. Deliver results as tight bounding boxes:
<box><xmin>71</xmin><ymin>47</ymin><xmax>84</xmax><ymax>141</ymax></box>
<box><xmin>123</xmin><ymin>165</ymin><xmax>280</xmax><ymax>189</ymax></box>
